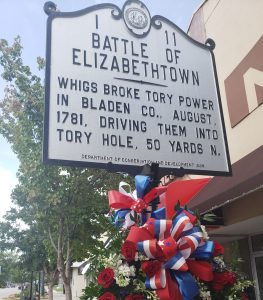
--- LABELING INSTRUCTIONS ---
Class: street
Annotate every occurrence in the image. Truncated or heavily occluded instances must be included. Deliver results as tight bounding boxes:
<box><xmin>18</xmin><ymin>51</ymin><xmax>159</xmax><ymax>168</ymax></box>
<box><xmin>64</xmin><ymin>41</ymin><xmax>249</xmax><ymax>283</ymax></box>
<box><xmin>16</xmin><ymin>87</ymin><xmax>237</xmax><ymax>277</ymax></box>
<box><xmin>0</xmin><ymin>287</ymin><xmax>19</xmax><ymax>300</ymax></box>
<box><xmin>0</xmin><ymin>287</ymin><xmax>65</xmax><ymax>300</ymax></box>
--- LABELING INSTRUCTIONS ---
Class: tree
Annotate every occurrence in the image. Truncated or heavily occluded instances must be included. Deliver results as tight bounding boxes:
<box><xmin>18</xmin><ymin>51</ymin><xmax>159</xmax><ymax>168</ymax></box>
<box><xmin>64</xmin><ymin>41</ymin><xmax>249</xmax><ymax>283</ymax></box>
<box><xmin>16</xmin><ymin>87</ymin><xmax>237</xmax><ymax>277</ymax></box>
<box><xmin>0</xmin><ymin>250</ymin><xmax>28</xmax><ymax>287</ymax></box>
<box><xmin>0</xmin><ymin>208</ymin><xmax>58</xmax><ymax>299</ymax></box>
<box><xmin>0</xmin><ymin>37</ymin><xmax>131</xmax><ymax>300</ymax></box>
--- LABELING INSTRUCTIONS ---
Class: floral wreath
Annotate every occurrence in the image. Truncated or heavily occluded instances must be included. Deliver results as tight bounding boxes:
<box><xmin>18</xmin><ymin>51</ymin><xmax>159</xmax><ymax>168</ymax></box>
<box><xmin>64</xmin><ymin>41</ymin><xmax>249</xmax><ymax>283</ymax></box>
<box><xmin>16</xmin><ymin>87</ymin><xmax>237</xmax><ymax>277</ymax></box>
<box><xmin>82</xmin><ymin>175</ymin><xmax>253</xmax><ymax>300</ymax></box>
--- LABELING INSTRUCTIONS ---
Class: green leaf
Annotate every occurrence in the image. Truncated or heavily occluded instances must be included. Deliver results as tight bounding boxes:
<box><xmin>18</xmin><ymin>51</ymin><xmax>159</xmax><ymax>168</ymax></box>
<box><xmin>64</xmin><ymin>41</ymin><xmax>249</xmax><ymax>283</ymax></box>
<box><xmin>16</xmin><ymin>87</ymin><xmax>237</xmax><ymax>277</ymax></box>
<box><xmin>174</xmin><ymin>200</ymin><xmax>181</xmax><ymax>212</ymax></box>
<box><xmin>202</xmin><ymin>213</ymin><xmax>217</xmax><ymax>222</ymax></box>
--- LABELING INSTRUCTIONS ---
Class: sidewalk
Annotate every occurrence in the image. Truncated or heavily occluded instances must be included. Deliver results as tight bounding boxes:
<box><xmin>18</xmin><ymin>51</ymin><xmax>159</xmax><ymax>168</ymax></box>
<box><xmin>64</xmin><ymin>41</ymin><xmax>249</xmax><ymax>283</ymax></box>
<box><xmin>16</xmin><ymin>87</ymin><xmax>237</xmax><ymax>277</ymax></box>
<box><xmin>52</xmin><ymin>290</ymin><xmax>65</xmax><ymax>300</ymax></box>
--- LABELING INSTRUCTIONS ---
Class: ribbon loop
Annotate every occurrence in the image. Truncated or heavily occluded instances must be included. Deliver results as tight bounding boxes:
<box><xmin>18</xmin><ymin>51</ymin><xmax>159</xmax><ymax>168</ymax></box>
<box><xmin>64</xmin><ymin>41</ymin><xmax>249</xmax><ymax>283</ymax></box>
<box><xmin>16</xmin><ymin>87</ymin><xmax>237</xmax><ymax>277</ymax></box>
<box><xmin>164</xmin><ymin>252</ymin><xmax>188</xmax><ymax>272</ymax></box>
<box><xmin>119</xmin><ymin>181</ymin><xmax>133</xmax><ymax>197</ymax></box>
<box><xmin>178</xmin><ymin>235</ymin><xmax>200</xmax><ymax>259</ymax></box>
<box><xmin>171</xmin><ymin>213</ymin><xmax>193</xmax><ymax>240</ymax></box>
<box><xmin>172</xmin><ymin>271</ymin><xmax>199</xmax><ymax>300</ymax></box>
<box><xmin>131</xmin><ymin>198</ymin><xmax>148</xmax><ymax>213</ymax></box>
<box><xmin>135</xmin><ymin>175</ymin><xmax>151</xmax><ymax>198</ymax></box>
<box><xmin>108</xmin><ymin>176</ymin><xmax>167</xmax><ymax>229</ymax></box>
<box><xmin>158</xmin><ymin>237</ymin><xmax>177</xmax><ymax>260</ymax></box>
<box><xmin>137</xmin><ymin>239</ymin><xmax>162</xmax><ymax>259</ymax></box>
<box><xmin>191</xmin><ymin>240</ymin><xmax>214</xmax><ymax>260</ymax></box>
<box><xmin>145</xmin><ymin>267</ymin><xmax>166</xmax><ymax>290</ymax></box>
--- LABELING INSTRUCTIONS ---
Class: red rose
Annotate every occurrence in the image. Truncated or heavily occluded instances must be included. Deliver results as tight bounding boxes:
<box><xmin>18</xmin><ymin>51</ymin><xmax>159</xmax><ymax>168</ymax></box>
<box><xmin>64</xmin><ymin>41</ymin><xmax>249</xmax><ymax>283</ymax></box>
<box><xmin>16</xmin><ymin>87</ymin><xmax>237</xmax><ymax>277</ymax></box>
<box><xmin>212</xmin><ymin>282</ymin><xmax>224</xmax><ymax>291</ymax></box>
<box><xmin>212</xmin><ymin>271</ymin><xmax>236</xmax><ymax>291</ymax></box>
<box><xmin>98</xmin><ymin>292</ymin><xmax>116</xmax><ymax>300</ymax></box>
<box><xmin>97</xmin><ymin>268</ymin><xmax>115</xmax><ymax>288</ymax></box>
<box><xmin>224</xmin><ymin>271</ymin><xmax>236</xmax><ymax>284</ymax></box>
<box><xmin>213</xmin><ymin>240</ymin><xmax>225</xmax><ymax>257</ymax></box>
<box><xmin>213</xmin><ymin>272</ymin><xmax>226</xmax><ymax>283</ymax></box>
<box><xmin>212</xmin><ymin>272</ymin><xmax>226</xmax><ymax>291</ymax></box>
<box><xmin>241</xmin><ymin>293</ymin><xmax>249</xmax><ymax>300</ymax></box>
<box><xmin>125</xmin><ymin>294</ymin><xmax>145</xmax><ymax>300</ymax></box>
<box><xmin>121</xmin><ymin>240</ymin><xmax>137</xmax><ymax>262</ymax></box>
<box><xmin>141</xmin><ymin>261</ymin><xmax>162</xmax><ymax>278</ymax></box>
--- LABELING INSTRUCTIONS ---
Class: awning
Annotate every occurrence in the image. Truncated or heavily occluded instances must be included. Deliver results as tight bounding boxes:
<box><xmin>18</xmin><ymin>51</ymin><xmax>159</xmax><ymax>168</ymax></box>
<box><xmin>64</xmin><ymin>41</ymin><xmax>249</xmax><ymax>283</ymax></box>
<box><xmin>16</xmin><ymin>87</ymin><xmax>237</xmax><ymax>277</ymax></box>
<box><xmin>188</xmin><ymin>146</ymin><xmax>263</xmax><ymax>213</ymax></box>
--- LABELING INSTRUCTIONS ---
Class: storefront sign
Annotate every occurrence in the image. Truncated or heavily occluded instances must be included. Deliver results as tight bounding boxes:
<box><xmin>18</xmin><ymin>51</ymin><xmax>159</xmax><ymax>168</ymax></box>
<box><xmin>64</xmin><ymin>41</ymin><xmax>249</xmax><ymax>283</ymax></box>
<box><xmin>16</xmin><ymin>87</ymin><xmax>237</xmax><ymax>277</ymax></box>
<box><xmin>43</xmin><ymin>0</ymin><xmax>231</xmax><ymax>176</ymax></box>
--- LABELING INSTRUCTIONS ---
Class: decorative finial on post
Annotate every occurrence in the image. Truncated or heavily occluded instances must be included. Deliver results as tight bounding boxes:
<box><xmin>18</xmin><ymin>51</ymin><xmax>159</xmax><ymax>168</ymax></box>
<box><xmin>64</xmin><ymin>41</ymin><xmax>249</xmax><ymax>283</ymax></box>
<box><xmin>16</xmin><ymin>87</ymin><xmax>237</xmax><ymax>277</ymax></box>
<box><xmin>44</xmin><ymin>2</ymin><xmax>57</xmax><ymax>15</ymax></box>
<box><xmin>205</xmin><ymin>38</ymin><xmax>216</xmax><ymax>50</ymax></box>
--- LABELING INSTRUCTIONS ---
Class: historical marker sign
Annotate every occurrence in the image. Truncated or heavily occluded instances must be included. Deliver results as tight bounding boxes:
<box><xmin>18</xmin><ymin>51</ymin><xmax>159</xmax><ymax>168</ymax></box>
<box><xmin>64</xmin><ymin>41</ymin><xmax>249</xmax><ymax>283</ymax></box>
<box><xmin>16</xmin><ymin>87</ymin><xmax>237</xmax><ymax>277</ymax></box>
<box><xmin>43</xmin><ymin>0</ymin><xmax>232</xmax><ymax>176</ymax></box>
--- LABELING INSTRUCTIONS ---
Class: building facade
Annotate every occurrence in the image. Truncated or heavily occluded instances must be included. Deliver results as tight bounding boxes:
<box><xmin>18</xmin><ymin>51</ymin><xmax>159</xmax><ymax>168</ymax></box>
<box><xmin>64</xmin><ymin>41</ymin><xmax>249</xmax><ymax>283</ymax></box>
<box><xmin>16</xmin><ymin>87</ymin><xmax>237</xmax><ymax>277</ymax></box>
<box><xmin>71</xmin><ymin>261</ymin><xmax>88</xmax><ymax>300</ymax></box>
<box><xmin>187</xmin><ymin>1</ymin><xmax>263</xmax><ymax>299</ymax></box>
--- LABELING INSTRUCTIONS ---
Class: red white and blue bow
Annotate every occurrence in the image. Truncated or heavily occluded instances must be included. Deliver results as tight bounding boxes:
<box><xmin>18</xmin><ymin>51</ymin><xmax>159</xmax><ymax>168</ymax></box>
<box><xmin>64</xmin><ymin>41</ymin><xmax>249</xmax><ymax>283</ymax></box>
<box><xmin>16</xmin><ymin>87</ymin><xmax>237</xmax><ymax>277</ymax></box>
<box><xmin>126</xmin><ymin>209</ymin><xmax>214</xmax><ymax>300</ymax></box>
<box><xmin>108</xmin><ymin>175</ymin><xmax>166</xmax><ymax>229</ymax></box>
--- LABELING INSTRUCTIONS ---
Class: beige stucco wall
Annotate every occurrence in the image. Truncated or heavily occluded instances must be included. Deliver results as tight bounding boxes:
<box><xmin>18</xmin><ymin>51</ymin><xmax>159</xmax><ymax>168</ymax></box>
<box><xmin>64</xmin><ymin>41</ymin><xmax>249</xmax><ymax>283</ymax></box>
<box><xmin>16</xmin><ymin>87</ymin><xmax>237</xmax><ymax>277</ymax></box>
<box><xmin>200</xmin><ymin>0</ymin><xmax>263</xmax><ymax>163</ymax></box>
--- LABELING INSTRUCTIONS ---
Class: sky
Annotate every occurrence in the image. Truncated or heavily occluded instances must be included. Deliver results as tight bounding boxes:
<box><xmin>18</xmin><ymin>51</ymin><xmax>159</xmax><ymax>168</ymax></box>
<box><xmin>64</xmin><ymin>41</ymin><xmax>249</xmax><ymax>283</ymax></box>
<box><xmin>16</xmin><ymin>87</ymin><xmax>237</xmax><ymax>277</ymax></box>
<box><xmin>0</xmin><ymin>0</ymin><xmax>203</xmax><ymax>219</ymax></box>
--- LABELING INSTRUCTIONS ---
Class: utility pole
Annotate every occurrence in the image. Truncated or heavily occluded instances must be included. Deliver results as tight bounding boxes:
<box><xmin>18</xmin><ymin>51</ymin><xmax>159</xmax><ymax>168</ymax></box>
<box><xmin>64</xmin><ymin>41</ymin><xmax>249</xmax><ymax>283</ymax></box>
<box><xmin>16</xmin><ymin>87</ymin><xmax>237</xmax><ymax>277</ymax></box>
<box><xmin>41</xmin><ymin>271</ymin><xmax>45</xmax><ymax>296</ymax></box>
<box><xmin>29</xmin><ymin>271</ymin><xmax>33</xmax><ymax>300</ymax></box>
<box><xmin>38</xmin><ymin>272</ymin><xmax>41</xmax><ymax>300</ymax></box>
